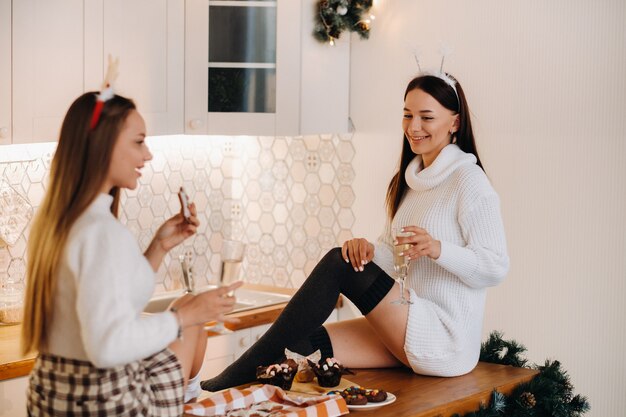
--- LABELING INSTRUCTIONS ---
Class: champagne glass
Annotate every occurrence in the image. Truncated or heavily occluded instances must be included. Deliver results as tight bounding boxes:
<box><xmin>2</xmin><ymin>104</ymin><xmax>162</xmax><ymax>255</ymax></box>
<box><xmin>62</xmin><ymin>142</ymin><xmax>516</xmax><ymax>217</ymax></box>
<box><xmin>178</xmin><ymin>249</ymin><xmax>195</xmax><ymax>294</ymax></box>
<box><xmin>391</xmin><ymin>227</ymin><xmax>413</xmax><ymax>305</ymax></box>
<box><xmin>207</xmin><ymin>239</ymin><xmax>246</xmax><ymax>333</ymax></box>
<box><xmin>220</xmin><ymin>239</ymin><xmax>246</xmax><ymax>294</ymax></box>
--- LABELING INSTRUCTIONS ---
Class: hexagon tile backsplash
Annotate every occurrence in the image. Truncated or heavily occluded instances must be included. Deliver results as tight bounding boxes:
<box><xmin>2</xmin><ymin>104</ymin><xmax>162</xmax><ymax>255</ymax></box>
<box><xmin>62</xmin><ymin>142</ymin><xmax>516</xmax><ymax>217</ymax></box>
<box><xmin>0</xmin><ymin>134</ymin><xmax>356</xmax><ymax>292</ymax></box>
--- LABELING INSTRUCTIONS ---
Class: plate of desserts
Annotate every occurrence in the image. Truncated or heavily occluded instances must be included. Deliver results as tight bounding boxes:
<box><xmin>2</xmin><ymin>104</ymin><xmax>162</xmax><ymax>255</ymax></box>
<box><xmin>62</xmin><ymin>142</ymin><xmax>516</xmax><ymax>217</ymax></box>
<box><xmin>255</xmin><ymin>354</ymin><xmax>396</xmax><ymax>410</ymax></box>
<box><xmin>327</xmin><ymin>386</ymin><xmax>396</xmax><ymax>410</ymax></box>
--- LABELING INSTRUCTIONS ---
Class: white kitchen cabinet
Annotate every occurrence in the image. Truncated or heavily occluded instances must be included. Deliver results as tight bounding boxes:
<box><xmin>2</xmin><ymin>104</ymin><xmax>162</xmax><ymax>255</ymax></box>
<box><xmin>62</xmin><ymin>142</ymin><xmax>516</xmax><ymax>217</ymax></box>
<box><xmin>12</xmin><ymin>0</ymin><xmax>85</xmax><ymax>143</ymax></box>
<box><xmin>233</xmin><ymin>323</ymin><xmax>272</xmax><ymax>360</ymax></box>
<box><xmin>199</xmin><ymin>324</ymin><xmax>272</xmax><ymax>380</ymax></box>
<box><xmin>198</xmin><ymin>330</ymin><xmax>236</xmax><ymax>380</ymax></box>
<box><xmin>84</xmin><ymin>0</ymin><xmax>185</xmax><ymax>136</ymax></box>
<box><xmin>0</xmin><ymin>375</ymin><xmax>28</xmax><ymax>417</ymax></box>
<box><xmin>0</xmin><ymin>0</ymin><xmax>10</xmax><ymax>145</ymax></box>
<box><xmin>5</xmin><ymin>0</ymin><xmax>347</xmax><ymax>144</ymax></box>
<box><xmin>184</xmin><ymin>0</ymin><xmax>350</xmax><ymax>136</ymax></box>
<box><xmin>299</xmin><ymin>1</ymin><xmax>350</xmax><ymax>135</ymax></box>
<box><xmin>8</xmin><ymin>0</ymin><xmax>184</xmax><ymax>144</ymax></box>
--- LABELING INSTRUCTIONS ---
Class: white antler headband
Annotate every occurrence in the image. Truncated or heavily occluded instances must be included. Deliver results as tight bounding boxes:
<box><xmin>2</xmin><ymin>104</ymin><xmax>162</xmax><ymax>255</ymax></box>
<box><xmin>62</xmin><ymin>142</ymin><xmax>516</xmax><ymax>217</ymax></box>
<box><xmin>413</xmin><ymin>45</ymin><xmax>459</xmax><ymax>107</ymax></box>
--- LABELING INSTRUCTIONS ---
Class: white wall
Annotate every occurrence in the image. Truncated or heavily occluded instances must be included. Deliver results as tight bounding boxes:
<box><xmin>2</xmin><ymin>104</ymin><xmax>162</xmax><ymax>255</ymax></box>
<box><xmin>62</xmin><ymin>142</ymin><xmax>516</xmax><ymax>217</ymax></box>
<box><xmin>349</xmin><ymin>1</ymin><xmax>626</xmax><ymax>415</ymax></box>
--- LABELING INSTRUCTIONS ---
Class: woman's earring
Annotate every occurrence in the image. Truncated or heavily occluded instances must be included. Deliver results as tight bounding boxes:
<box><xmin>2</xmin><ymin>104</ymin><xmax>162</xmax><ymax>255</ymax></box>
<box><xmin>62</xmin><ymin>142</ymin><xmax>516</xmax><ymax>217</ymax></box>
<box><xmin>450</xmin><ymin>131</ymin><xmax>456</xmax><ymax>143</ymax></box>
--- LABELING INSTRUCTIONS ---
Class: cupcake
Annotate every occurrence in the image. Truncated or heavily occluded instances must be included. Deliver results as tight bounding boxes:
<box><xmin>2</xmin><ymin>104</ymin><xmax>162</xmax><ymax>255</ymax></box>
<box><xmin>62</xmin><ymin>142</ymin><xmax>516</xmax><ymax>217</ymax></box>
<box><xmin>256</xmin><ymin>359</ymin><xmax>298</xmax><ymax>390</ymax></box>
<box><xmin>308</xmin><ymin>357</ymin><xmax>343</xmax><ymax>387</ymax></box>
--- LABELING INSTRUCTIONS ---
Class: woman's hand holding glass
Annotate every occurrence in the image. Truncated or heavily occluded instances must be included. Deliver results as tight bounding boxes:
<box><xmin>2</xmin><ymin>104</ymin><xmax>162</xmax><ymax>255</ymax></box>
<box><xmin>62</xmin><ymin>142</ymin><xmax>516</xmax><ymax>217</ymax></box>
<box><xmin>177</xmin><ymin>282</ymin><xmax>244</xmax><ymax>328</ymax></box>
<box><xmin>396</xmin><ymin>226</ymin><xmax>441</xmax><ymax>261</ymax></box>
<box><xmin>341</xmin><ymin>238</ymin><xmax>375</xmax><ymax>272</ymax></box>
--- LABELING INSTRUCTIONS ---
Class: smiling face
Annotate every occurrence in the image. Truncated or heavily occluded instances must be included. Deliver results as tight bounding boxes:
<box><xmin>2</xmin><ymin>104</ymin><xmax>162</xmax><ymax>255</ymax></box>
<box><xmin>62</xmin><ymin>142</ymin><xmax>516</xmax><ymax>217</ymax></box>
<box><xmin>402</xmin><ymin>88</ymin><xmax>459</xmax><ymax>167</ymax></box>
<box><xmin>102</xmin><ymin>110</ymin><xmax>151</xmax><ymax>192</ymax></box>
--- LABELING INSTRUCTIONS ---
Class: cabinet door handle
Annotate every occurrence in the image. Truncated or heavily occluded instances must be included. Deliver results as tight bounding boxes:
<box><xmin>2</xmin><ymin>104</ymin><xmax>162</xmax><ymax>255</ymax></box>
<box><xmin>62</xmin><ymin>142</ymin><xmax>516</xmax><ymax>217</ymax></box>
<box><xmin>189</xmin><ymin>119</ymin><xmax>203</xmax><ymax>130</ymax></box>
<box><xmin>238</xmin><ymin>337</ymin><xmax>248</xmax><ymax>348</ymax></box>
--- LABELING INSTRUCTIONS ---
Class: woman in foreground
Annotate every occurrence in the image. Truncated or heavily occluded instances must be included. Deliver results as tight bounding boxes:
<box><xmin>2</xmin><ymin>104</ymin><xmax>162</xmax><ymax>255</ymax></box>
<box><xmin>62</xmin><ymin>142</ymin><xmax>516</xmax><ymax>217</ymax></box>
<box><xmin>22</xmin><ymin>67</ymin><xmax>241</xmax><ymax>415</ymax></box>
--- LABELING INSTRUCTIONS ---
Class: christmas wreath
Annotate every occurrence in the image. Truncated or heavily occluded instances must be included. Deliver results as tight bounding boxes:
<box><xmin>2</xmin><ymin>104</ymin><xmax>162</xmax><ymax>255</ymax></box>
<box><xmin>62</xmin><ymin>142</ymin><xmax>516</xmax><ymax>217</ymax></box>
<box><xmin>313</xmin><ymin>0</ymin><xmax>374</xmax><ymax>44</ymax></box>
<box><xmin>455</xmin><ymin>331</ymin><xmax>590</xmax><ymax>417</ymax></box>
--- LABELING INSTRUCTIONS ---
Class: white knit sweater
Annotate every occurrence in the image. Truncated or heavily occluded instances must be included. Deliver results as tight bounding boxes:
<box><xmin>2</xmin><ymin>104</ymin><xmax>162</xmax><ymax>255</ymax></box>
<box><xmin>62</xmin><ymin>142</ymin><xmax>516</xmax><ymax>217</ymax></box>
<box><xmin>45</xmin><ymin>194</ymin><xmax>179</xmax><ymax>368</ymax></box>
<box><xmin>372</xmin><ymin>144</ymin><xmax>509</xmax><ymax>377</ymax></box>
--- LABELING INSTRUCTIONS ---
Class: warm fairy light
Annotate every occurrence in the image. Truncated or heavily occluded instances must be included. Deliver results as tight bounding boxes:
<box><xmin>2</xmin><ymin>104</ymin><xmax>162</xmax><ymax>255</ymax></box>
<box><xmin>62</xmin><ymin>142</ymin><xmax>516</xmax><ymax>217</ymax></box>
<box><xmin>365</xmin><ymin>19</ymin><xmax>371</xmax><ymax>23</ymax></box>
<box><xmin>370</xmin><ymin>14</ymin><xmax>376</xmax><ymax>20</ymax></box>
<box><xmin>329</xmin><ymin>38</ymin><xmax>335</xmax><ymax>46</ymax></box>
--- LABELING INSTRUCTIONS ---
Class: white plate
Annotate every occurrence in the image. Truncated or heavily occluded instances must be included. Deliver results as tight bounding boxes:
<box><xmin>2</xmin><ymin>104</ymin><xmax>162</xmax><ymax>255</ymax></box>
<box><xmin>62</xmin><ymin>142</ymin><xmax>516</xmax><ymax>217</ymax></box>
<box><xmin>346</xmin><ymin>392</ymin><xmax>396</xmax><ymax>411</ymax></box>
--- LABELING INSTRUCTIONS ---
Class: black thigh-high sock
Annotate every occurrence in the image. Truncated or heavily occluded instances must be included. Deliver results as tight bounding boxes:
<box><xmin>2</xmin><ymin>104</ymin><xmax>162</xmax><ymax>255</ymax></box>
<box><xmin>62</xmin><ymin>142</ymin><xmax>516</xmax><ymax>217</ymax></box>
<box><xmin>200</xmin><ymin>247</ymin><xmax>394</xmax><ymax>391</ymax></box>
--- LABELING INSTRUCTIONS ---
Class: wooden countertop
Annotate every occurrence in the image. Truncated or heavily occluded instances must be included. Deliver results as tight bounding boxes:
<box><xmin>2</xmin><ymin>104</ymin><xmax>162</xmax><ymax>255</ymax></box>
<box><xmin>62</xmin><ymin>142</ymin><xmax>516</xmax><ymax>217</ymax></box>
<box><xmin>217</xmin><ymin>362</ymin><xmax>538</xmax><ymax>417</ymax></box>
<box><xmin>343</xmin><ymin>362</ymin><xmax>538</xmax><ymax>416</ymax></box>
<box><xmin>0</xmin><ymin>284</ymin><xmax>297</xmax><ymax>381</ymax></box>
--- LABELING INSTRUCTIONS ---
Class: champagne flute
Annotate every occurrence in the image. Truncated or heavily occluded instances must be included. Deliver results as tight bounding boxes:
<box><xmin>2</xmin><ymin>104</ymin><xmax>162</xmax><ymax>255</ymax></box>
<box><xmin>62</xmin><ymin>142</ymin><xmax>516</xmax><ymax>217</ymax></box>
<box><xmin>207</xmin><ymin>239</ymin><xmax>246</xmax><ymax>333</ymax></box>
<box><xmin>178</xmin><ymin>249</ymin><xmax>195</xmax><ymax>294</ymax></box>
<box><xmin>220</xmin><ymin>239</ymin><xmax>245</xmax><ymax>294</ymax></box>
<box><xmin>391</xmin><ymin>227</ymin><xmax>413</xmax><ymax>305</ymax></box>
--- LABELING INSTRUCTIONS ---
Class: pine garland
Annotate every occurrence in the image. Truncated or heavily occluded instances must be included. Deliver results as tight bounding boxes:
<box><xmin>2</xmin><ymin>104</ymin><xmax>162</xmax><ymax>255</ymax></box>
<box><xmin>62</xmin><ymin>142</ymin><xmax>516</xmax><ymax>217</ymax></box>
<box><xmin>451</xmin><ymin>331</ymin><xmax>590</xmax><ymax>417</ymax></box>
<box><xmin>313</xmin><ymin>0</ymin><xmax>373</xmax><ymax>44</ymax></box>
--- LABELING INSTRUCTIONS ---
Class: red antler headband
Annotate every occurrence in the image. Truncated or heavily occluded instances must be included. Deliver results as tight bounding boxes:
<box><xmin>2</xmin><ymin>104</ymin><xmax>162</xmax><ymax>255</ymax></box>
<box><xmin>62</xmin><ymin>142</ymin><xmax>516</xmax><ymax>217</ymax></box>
<box><xmin>90</xmin><ymin>55</ymin><xmax>119</xmax><ymax>130</ymax></box>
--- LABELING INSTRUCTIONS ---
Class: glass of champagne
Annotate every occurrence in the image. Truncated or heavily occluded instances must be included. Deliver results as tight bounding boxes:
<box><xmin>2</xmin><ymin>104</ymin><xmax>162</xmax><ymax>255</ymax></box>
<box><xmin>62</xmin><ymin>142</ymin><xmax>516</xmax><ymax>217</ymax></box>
<box><xmin>220</xmin><ymin>239</ymin><xmax>246</xmax><ymax>293</ymax></box>
<box><xmin>207</xmin><ymin>239</ymin><xmax>246</xmax><ymax>334</ymax></box>
<box><xmin>391</xmin><ymin>227</ymin><xmax>413</xmax><ymax>305</ymax></box>
<box><xmin>178</xmin><ymin>249</ymin><xmax>195</xmax><ymax>294</ymax></box>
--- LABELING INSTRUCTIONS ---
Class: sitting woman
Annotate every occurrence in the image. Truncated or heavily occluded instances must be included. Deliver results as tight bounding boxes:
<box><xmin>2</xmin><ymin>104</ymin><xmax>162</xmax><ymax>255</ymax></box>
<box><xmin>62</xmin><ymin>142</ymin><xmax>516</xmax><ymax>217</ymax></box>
<box><xmin>202</xmin><ymin>71</ymin><xmax>509</xmax><ymax>392</ymax></box>
<box><xmin>22</xmin><ymin>65</ymin><xmax>242</xmax><ymax>416</ymax></box>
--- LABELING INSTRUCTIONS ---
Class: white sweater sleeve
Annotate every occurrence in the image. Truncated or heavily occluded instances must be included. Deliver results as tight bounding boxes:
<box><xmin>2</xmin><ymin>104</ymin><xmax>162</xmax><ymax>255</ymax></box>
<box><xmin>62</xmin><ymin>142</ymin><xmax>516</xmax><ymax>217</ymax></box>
<box><xmin>372</xmin><ymin>220</ymin><xmax>395</xmax><ymax>277</ymax></box>
<box><xmin>74</xmin><ymin>222</ymin><xmax>178</xmax><ymax>368</ymax></box>
<box><xmin>434</xmin><ymin>193</ymin><xmax>509</xmax><ymax>289</ymax></box>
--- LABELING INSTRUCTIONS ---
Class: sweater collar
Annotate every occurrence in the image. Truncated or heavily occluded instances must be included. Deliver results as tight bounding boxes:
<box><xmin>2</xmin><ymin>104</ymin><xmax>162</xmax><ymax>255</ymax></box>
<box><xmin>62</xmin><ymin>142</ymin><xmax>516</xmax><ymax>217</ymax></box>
<box><xmin>405</xmin><ymin>144</ymin><xmax>477</xmax><ymax>191</ymax></box>
<box><xmin>91</xmin><ymin>193</ymin><xmax>115</xmax><ymax>213</ymax></box>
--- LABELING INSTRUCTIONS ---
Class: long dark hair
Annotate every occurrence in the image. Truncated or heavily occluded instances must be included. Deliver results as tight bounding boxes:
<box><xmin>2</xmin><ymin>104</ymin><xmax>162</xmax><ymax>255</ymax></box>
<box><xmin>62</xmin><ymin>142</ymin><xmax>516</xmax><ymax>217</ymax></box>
<box><xmin>22</xmin><ymin>92</ymin><xmax>135</xmax><ymax>354</ymax></box>
<box><xmin>385</xmin><ymin>74</ymin><xmax>483</xmax><ymax>219</ymax></box>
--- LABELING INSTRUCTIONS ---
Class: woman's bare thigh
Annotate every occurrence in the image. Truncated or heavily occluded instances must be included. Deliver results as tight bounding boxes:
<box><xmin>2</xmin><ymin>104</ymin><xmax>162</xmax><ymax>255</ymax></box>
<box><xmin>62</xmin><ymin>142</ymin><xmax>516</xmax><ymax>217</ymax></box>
<box><xmin>326</xmin><ymin>282</ymin><xmax>410</xmax><ymax>368</ymax></box>
<box><xmin>326</xmin><ymin>318</ymin><xmax>401</xmax><ymax>368</ymax></box>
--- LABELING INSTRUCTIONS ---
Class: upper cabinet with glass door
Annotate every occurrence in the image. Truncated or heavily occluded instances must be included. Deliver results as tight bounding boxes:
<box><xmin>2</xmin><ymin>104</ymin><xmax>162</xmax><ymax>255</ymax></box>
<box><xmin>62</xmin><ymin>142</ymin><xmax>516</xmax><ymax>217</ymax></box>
<box><xmin>185</xmin><ymin>0</ymin><xmax>350</xmax><ymax>136</ymax></box>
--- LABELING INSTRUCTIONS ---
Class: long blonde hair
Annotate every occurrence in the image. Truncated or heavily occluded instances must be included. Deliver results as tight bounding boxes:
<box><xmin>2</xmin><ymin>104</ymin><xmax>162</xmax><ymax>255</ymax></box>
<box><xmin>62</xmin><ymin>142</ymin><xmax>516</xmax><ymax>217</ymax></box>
<box><xmin>21</xmin><ymin>93</ymin><xmax>135</xmax><ymax>355</ymax></box>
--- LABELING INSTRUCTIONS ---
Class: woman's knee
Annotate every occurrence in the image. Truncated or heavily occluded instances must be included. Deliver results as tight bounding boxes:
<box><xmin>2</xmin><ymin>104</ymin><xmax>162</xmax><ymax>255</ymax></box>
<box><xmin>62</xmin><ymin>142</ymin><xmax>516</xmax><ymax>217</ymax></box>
<box><xmin>320</xmin><ymin>247</ymin><xmax>347</xmax><ymax>268</ymax></box>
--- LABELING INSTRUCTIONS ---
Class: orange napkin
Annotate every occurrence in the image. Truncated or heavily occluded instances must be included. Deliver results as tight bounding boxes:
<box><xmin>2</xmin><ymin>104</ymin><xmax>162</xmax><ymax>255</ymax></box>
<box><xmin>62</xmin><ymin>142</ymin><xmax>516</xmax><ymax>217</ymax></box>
<box><xmin>184</xmin><ymin>384</ymin><xmax>348</xmax><ymax>417</ymax></box>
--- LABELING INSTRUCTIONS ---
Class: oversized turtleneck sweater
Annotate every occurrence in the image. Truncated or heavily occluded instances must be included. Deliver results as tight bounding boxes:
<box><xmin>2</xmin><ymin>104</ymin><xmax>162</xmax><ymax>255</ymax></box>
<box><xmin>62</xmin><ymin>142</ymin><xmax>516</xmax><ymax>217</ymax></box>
<box><xmin>372</xmin><ymin>144</ymin><xmax>509</xmax><ymax>377</ymax></box>
<box><xmin>45</xmin><ymin>194</ymin><xmax>179</xmax><ymax>368</ymax></box>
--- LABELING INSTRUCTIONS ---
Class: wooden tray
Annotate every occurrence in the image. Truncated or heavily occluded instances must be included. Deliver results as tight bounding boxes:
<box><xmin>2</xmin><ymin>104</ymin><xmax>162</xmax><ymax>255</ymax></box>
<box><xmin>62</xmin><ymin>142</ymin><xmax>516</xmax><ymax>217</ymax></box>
<box><xmin>288</xmin><ymin>377</ymin><xmax>358</xmax><ymax>395</ymax></box>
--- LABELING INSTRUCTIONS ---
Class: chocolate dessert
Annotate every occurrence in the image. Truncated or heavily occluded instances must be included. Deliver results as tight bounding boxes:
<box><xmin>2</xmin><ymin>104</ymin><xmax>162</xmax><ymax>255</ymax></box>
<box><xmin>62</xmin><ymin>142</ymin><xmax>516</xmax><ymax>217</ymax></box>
<box><xmin>256</xmin><ymin>359</ymin><xmax>298</xmax><ymax>390</ymax></box>
<box><xmin>308</xmin><ymin>357</ymin><xmax>343</xmax><ymax>387</ymax></box>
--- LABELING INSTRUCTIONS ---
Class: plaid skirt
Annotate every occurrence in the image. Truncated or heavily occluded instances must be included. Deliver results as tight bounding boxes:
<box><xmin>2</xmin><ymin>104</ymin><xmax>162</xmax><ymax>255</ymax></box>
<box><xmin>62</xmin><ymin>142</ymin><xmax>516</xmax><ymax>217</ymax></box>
<box><xmin>27</xmin><ymin>349</ymin><xmax>184</xmax><ymax>417</ymax></box>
